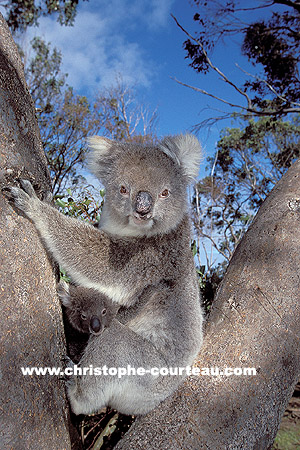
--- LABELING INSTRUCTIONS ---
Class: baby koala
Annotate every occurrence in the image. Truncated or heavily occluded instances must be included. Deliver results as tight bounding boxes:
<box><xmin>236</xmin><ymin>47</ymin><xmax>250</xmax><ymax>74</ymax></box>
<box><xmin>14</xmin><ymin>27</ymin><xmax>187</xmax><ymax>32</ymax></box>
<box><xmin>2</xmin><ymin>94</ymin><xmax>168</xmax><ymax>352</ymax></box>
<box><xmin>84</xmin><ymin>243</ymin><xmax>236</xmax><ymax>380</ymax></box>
<box><xmin>57</xmin><ymin>281</ymin><xmax>119</xmax><ymax>362</ymax></box>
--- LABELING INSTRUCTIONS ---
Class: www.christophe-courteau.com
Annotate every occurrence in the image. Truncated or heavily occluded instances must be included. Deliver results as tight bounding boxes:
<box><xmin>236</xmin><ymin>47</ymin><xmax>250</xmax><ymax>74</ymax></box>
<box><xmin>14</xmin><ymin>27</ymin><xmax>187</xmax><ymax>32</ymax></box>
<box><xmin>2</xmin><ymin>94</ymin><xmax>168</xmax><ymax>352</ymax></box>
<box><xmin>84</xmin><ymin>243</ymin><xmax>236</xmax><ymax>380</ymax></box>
<box><xmin>21</xmin><ymin>365</ymin><xmax>257</xmax><ymax>378</ymax></box>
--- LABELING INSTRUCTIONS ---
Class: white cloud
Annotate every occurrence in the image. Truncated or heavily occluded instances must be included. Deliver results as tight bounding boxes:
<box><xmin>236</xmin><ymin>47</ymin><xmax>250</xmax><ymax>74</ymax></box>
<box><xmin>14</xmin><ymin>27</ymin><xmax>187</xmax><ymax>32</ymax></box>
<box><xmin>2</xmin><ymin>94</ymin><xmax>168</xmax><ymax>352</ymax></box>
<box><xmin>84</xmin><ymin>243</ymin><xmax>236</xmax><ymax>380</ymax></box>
<box><xmin>22</xmin><ymin>0</ymin><xmax>175</xmax><ymax>94</ymax></box>
<box><xmin>149</xmin><ymin>0</ymin><xmax>175</xmax><ymax>28</ymax></box>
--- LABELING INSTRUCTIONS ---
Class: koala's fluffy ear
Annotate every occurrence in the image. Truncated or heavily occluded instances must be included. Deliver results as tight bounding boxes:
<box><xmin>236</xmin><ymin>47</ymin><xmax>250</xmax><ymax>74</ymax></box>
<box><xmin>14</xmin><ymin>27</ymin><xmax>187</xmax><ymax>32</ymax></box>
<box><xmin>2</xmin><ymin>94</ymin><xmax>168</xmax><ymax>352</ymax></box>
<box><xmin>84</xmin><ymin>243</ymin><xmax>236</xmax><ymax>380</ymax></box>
<box><xmin>159</xmin><ymin>134</ymin><xmax>202</xmax><ymax>181</ymax></box>
<box><xmin>57</xmin><ymin>280</ymin><xmax>71</xmax><ymax>307</ymax></box>
<box><xmin>87</xmin><ymin>136</ymin><xmax>116</xmax><ymax>183</ymax></box>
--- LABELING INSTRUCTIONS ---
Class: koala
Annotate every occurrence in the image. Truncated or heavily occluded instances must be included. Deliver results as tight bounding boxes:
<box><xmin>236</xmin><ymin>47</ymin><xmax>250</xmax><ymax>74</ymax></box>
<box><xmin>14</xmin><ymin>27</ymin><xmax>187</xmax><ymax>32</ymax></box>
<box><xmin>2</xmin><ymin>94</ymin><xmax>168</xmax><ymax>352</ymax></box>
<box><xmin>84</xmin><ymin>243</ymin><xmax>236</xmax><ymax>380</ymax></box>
<box><xmin>57</xmin><ymin>281</ymin><xmax>118</xmax><ymax>336</ymax></box>
<box><xmin>6</xmin><ymin>134</ymin><xmax>204</xmax><ymax>416</ymax></box>
<box><xmin>57</xmin><ymin>281</ymin><xmax>119</xmax><ymax>362</ymax></box>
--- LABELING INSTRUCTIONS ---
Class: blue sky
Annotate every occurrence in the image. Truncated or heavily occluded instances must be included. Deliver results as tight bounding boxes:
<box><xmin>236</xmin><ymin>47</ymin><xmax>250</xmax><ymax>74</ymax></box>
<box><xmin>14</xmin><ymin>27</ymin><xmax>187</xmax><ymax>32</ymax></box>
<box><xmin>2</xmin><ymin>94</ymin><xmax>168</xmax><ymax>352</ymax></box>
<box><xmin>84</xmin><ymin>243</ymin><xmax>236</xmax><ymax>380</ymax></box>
<box><xmin>17</xmin><ymin>0</ymin><xmax>278</xmax><ymax>172</ymax></box>
<box><xmin>14</xmin><ymin>0</ymin><xmax>288</xmax><ymax>170</ymax></box>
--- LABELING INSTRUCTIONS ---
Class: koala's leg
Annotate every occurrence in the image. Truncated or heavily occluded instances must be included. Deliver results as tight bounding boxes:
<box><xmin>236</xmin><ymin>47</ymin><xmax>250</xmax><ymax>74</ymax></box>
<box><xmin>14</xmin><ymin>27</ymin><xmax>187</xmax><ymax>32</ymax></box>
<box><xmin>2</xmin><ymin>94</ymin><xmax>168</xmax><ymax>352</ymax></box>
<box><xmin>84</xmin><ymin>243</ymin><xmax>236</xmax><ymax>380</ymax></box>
<box><xmin>67</xmin><ymin>319</ymin><xmax>182</xmax><ymax>416</ymax></box>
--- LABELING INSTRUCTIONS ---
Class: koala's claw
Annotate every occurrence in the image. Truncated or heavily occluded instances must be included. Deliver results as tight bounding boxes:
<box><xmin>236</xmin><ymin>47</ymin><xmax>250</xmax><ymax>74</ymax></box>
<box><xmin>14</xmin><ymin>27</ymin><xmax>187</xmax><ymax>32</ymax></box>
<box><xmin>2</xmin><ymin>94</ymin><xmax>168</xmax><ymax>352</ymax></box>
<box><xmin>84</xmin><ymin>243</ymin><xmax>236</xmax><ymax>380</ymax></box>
<box><xmin>43</xmin><ymin>191</ymin><xmax>53</xmax><ymax>204</ymax></box>
<box><xmin>61</xmin><ymin>355</ymin><xmax>75</xmax><ymax>367</ymax></box>
<box><xmin>60</xmin><ymin>355</ymin><xmax>76</xmax><ymax>384</ymax></box>
<box><xmin>7</xmin><ymin>185</ymin><xmax>31</xmax><ymax>212</ymax></box>
<box><xmin>4</xmin><ymin>179</ymin><xmax>40</xmax><ymax>217</ymax></box>
<box><xmin>19</xmin><ymin>179</ymin><xmax>38</xmax><ymax>198</ymax></box>
<box><xmin>64</xmin><ymin>358</ymin><xmax>77</xmax><ymax>388</ymax></box>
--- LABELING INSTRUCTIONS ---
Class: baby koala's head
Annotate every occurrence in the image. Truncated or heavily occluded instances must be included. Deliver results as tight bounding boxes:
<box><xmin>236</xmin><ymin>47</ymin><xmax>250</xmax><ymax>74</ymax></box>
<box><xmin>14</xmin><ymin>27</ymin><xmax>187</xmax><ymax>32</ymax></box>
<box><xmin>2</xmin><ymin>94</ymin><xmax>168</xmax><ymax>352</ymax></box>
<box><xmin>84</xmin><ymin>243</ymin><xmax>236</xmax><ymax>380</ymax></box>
<box><xmin>57</xmin><ymin>281</ymin><xmax>118</xmax><ymax>335</ymax></box>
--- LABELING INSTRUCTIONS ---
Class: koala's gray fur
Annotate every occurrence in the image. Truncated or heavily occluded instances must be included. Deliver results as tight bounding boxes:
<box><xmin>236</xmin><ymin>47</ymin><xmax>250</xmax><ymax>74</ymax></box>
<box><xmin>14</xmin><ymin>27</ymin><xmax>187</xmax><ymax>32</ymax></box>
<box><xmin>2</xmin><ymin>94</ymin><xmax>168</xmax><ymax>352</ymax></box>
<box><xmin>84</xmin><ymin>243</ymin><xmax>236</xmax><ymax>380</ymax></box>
<box><xmin>57</xmin><ymin>280</ymin><xmax>118</xmax><ymax>335</ymax></box>
<box><xmin>57</xmin><ymin>281</ymin><xmax>119</xmax><ymax>362</ymax></box>
<box><xmin>6</xmin><ymin>134</ymin><xmax>204</xmax><ymax>415</ymax></box>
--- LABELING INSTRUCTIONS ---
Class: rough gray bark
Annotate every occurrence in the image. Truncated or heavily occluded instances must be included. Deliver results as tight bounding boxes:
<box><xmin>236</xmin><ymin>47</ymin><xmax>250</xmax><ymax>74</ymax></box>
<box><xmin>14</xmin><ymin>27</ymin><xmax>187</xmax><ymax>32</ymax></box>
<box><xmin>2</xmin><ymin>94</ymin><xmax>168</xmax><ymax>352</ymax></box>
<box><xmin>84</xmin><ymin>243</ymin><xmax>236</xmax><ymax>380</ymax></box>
<box><xmin>115</xmin><ymin>160</ymin><xmax>300</xmax><ymax>448</ymax></box>
<box><xmin>0</xmin><ymin>13</ymin><xmax>74</xmax><ymax>450</ymax></box>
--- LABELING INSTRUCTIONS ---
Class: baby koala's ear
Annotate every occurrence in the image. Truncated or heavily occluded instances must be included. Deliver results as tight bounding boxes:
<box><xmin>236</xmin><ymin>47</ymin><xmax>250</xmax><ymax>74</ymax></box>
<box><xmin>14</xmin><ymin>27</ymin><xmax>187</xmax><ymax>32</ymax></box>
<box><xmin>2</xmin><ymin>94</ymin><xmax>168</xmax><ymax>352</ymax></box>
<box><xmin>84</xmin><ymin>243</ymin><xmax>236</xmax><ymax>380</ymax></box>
<box><xmin>57</xmin><ymin>280</ymin><xmax>71</xmax><ymax>307</ymax></box>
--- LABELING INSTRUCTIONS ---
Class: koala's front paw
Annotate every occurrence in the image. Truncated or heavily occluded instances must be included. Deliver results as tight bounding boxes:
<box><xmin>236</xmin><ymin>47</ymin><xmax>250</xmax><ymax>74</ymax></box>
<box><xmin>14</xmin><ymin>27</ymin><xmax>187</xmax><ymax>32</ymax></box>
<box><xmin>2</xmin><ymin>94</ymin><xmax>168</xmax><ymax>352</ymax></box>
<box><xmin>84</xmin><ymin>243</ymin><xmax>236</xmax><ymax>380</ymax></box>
<box><xmin>60</xmin><ymin>355</ymin><xmax>76</xmax><ymax>384</ymax></box>
<box><xmin>4</xmin><ymin>179</ymin><xmax>40</xmax><ymax>219</ymax></box>
<box><xmin>61</xmin><ymin>354</ymin><xmax>75</xmax><ymax>367</ymax></box>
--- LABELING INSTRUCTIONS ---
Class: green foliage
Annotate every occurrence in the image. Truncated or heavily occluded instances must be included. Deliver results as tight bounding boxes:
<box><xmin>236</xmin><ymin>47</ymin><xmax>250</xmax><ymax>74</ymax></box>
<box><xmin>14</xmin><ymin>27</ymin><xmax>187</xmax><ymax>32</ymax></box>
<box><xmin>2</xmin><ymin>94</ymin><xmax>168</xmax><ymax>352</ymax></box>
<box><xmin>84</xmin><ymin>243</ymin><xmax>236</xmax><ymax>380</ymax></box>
<box><xmin>55</xmin><ymin>187</ymin><xmax>105</xmax><ymax>223</ymax></box>
<box><xmin>242</xmin><ymin>12</ymin><xmax>300</xmax><ymax>109</ymax></box>
<box><xmin>191</xmin><ymin>237</ymin><xmax>224</xmax><ymax>314</ymax></box>
<box><xmin>191</xmin><ymin>240</ymin><xmax>198</xmax><ymax>258</ymax></box>
<box><xmin>25</xmin><ymin>37</ymin><xmax>66</xmax><ymax>113</ymax></box>
<box><xmin>59</xmin><ymin>267</ymin><xmax>71</xmax><ymax>283</ymax></box>
<box><xmin>55</xmin><ymin>187</ymin><xmax>105</xmax><ymax>281</ymax></box>
<box><xmin>242</xmin><ymin>18</ymin><xmax>298</xmax><ymax>85</ymax></box>
<box><xmin>4</xmin><ymin>0</ymin><xmax>86</xmax><ymax>32</ymax></box>
<box><xmin>42</xmin><ymin>85</ymin><xmax>103</xmax><ymax>195</ymax></box>
<box><xmin>272</xmin><ymin>425</ymin><xmax>300</xmax><ymax>450</ymax></box>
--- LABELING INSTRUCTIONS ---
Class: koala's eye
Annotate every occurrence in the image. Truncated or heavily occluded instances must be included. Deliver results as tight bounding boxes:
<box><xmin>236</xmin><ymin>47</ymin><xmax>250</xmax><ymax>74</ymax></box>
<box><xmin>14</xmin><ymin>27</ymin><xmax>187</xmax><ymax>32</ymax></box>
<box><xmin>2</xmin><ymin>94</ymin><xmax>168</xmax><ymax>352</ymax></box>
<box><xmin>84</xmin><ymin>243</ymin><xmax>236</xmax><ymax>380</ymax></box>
<box><xmin>119</xmin><ymin>185</ymin><xmax>129</xmax><ymax>196</ymax></box>
<box><xmin>80</xmin><ymin>313</ymin><xmax>87</xmax><ymax>320</ymax></box>
<box><xmin>101</xmin><ymin>308</ymin><xmax>107</xmax><ymax>316</ymax></box>
<box><xmin>159</xmin><ymin>189</ymin><xmax>170</xmax><ymax>199</ymax></box>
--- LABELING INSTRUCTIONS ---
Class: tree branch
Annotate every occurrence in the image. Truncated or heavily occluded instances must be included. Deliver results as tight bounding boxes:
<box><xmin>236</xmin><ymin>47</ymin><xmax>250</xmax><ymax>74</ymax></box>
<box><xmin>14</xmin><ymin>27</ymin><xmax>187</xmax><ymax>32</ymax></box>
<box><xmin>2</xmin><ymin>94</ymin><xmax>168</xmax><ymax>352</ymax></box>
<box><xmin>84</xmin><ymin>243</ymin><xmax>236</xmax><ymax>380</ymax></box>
<box><xmin>236</xmin><ymin>63</ymin><xmax>300</xmax><ymax>108</ymax></box>
<box><xmin>172</xmin><ymin>14</ymin><xmax>300</xmax><ymax>121</ymax></box>
<box><xmin>273</xmin><ymin>0</ymin><xmax>300</xmax><ymax>13</ymax></box>
<box><xmin>171</xmin><ymin>77</ymin><xmax>246</xmax><ymax>110</ymax></box>
<box><xmin>171</xmin><ymin>14</ymin><xmax>253</xmax><ymax>110</ymax></box>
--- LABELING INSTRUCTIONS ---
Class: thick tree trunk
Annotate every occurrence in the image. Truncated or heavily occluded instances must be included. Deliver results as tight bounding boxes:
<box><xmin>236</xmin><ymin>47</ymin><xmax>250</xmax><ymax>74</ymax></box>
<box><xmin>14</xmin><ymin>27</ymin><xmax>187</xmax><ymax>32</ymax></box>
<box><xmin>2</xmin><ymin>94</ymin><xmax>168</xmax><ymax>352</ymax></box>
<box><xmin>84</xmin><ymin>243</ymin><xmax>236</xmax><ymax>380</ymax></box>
<box><xmin>116</xmin><ymin>160</ymin><xmax>300</xmax><ymax>448</ymax></box>
<box><xmin>0</xmin><ymin>14</ymin><xmax>75</xmax><ymax>450</ymax></box>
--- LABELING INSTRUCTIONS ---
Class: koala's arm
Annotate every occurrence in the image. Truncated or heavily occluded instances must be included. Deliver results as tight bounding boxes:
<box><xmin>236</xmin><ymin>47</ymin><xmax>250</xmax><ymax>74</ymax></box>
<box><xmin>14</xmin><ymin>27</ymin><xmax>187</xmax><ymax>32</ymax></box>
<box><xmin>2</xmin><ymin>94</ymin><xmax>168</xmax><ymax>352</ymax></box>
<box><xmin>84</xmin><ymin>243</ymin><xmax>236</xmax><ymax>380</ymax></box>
<box><xmin>6</xmin><ymin>181</ymin><xmax>154</xmax><ymax>303</ymax></box>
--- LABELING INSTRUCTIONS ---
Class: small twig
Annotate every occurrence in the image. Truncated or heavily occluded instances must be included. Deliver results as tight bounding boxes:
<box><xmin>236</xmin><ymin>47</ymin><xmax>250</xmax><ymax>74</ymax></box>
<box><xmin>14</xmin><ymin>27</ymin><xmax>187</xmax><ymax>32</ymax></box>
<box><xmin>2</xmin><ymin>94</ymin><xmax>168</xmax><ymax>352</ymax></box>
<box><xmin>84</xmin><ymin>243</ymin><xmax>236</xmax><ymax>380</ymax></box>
<box><xmin>91</xmin><ymin>413</ymin><xmax>119</xmax><ymax>450</ymax></box>
<box><xmin>171</xmin><ymin>77</ymin><xmax>247</xmax><ymax>111</ymax></box>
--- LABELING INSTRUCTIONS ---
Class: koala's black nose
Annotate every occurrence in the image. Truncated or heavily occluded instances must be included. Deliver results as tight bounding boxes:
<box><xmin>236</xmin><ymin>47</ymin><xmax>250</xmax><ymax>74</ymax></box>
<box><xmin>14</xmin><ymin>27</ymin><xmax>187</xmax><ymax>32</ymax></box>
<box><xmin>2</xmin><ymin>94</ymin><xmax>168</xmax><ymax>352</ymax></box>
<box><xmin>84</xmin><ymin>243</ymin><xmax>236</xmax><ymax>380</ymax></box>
<box><xmin>135</xmin><ymin>191</ymin><xmax>153</xmax><ymax>216</ymax></box>
<box><xmin>90</xmin><ymin>316</ymin><xmax>101</xmax><ymax>334</ymax></box>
